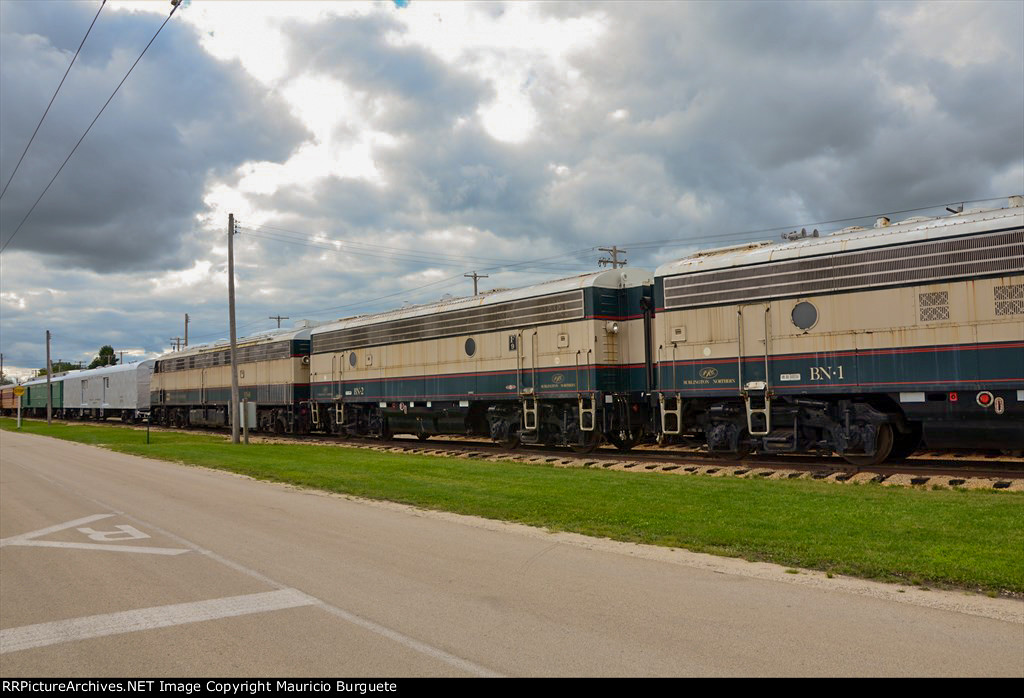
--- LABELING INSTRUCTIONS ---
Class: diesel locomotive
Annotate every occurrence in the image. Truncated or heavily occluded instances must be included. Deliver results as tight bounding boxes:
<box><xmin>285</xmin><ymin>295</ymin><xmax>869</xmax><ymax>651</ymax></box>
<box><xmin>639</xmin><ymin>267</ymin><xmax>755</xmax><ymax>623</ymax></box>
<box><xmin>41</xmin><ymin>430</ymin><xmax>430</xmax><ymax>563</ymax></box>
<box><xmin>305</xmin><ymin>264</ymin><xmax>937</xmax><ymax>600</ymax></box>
<box><xmin>307</xmin><ymin>268</ymin><xmax>653</xmax><ymax>452</ymax></box>
<box><xmin>652</xmin><ymin>198</ymin><xmax>1023</xmax><ymax>464</ymax></box>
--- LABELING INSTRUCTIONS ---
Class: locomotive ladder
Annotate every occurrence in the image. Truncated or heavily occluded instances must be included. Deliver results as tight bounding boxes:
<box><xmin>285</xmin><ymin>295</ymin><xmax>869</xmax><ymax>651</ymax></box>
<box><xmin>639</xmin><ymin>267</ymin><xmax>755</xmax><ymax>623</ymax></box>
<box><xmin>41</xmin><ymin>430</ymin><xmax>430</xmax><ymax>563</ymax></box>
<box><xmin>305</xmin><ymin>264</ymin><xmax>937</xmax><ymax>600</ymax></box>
<box><xmin>578</xmin><ymin>395</ymin><xmax>596</xmax><ymax>431</ymax></box>
<box><xmin>738</xmin><ymin>305</ymin><xmax>772</xmax><ymax>436</ymax></box>
<box><xmin>522</xmin><ymin>396</ymin><xmax>539</xmax><ymax>432</ymax></box>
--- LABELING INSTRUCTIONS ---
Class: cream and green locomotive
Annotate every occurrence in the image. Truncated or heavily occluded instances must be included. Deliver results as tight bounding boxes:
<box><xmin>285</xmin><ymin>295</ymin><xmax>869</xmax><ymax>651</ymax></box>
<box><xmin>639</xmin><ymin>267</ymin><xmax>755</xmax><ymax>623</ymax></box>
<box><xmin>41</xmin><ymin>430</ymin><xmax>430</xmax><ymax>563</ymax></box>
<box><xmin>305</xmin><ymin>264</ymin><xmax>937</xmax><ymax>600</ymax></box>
<box><xmin>653</xmin><ymin>197</ymin><xmax>1024</xmax><ymax>463</ymax></box>
<box><xmin>309</xmin><ymin>270</ymin><xmax>654</xmax><ymax>452</ymax></box>
<box><xmin>150</xmin><ymin>327</ymin><xmax>312</xmax><ymax>432</ymax></box>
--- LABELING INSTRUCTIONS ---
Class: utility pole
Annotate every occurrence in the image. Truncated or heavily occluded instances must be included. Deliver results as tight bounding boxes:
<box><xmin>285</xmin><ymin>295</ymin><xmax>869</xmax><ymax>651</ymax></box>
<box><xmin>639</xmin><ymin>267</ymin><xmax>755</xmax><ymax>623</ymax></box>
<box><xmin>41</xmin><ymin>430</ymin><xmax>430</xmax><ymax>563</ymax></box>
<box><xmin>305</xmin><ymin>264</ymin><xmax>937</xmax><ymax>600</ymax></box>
<box><xmin>169</xmin><ymin>337</ymin><xmax>183</xmax><ymax>351</ymax></box>
<box><xmin>598</xmin><ymin>246</ymin><xmax>627</xmax><ymax>269</ymax></box>
<box><xmin>184</xmin><ymin>313</ymin><xmax>189</xmax><ymax>347</ymax></box>
<box><xmin>269</xmin><ymin>315</ymin><xmax>289</xmax><ymax>329</ymax></box>
<box><xmin>464</xmin><ymin>271</ymin><xmax>489</xmax><ymax>296</ymax></box>
<box><xmin>228</xmin><ymin>212</ymin><xmax>240</xmax><ymax>444</ymax></box>
<box><xmin>45</xmin><ymin>330</ymin><xmax>52</xmax><ymax>424</ymax></box>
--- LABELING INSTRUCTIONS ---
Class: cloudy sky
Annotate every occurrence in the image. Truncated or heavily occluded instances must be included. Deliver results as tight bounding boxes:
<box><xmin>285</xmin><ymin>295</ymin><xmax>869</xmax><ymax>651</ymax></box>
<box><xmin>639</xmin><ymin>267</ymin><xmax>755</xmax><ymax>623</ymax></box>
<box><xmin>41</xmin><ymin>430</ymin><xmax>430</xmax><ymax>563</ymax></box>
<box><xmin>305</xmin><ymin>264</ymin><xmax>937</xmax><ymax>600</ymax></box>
<box><xmin>1</xmin><ymin>0</ymin><xmax>1021</xmax><ymax>379</ymax></box>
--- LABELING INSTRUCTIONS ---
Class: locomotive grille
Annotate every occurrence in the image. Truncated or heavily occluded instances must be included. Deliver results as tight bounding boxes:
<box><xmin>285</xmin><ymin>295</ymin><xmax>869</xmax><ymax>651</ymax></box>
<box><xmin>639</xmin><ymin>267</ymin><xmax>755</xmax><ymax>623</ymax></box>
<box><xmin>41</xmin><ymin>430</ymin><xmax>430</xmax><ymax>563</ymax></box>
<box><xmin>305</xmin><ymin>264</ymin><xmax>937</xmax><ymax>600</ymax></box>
<box><xmin>156</xmin><ymin>340</ymin><xmax>292</xmax><ymax>374</ymax></box>
<box><xmin>313</xmin><ymin>290</ymin><xmax>585</xmax><ymax>353</ymax></box>
<box><xmin>994</xmin><ymin>284</ymin><xmax>1024</xmax><ymax>316</ymax></box>
<box><xmin>663</xmin><ymin>228</ymin><xmax>1024</xmax><ymax>309</ymax></box>
<box><xmin>918</xmin><ymin>291</ymin><xmax>949</xmax><ymax>322</ymax></box>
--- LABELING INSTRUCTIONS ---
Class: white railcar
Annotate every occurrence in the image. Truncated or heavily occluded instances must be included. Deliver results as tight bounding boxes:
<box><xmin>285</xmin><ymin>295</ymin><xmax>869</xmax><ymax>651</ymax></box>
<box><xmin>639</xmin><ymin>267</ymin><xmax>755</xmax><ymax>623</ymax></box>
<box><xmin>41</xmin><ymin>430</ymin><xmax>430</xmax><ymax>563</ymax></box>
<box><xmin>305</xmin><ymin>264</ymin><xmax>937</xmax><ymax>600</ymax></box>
<box><xmin>63</xmin><ymin>361</ymin><xmax>155</xmax><ymax>422</ymax></box>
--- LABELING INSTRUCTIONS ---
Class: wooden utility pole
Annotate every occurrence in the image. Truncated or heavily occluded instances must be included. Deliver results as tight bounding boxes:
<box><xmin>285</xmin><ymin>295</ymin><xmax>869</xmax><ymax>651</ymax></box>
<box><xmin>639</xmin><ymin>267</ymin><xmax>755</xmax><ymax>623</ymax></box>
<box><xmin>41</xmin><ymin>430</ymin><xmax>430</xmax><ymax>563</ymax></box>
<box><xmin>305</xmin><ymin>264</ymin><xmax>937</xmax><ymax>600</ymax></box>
<box><xmin>464</xmin><ymin>271</ymin><xmax>489</xmax><ymax>295</ymax></box>
<box><xmin>598</xmin><ymin>246</ymin><xmax>627</xmax><ymax>269</ymax></box>
<box><xmin>228</xmin><ymin>213</ymin><xmax>240</xmax><ymax>444</ymax></box>
<box><xmin>269</xmin><ymin>315</ymin><xmax>289</xmax><ymax>329</ymax></box>
<box><xmin>45</xmin><ymin>330</ymin><xmax>52</xmax><ymax>424</ymax></box>
<box><xmin>184</xmin><ymin>313</ymin><xmax>189</xmax><ymax>347</ymax></box>
<box><xmin>169</xmin><ymin>337</ymin><xmax>183</xmax><ymax>351</ymax></box>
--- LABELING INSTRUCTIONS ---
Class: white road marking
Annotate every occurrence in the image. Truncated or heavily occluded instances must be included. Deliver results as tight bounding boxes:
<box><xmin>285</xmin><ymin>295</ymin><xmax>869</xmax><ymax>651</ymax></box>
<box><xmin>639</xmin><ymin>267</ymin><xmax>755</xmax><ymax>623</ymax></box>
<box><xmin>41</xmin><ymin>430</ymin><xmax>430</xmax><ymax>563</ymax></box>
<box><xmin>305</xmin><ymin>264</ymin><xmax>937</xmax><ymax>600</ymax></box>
<box><xmin>78</xmin><ymin>524</ymin><xmax>150</xmax><ymax>541</ymax></box>
<box><xmin>0</xmin><ymin>513</ymin><xmax>114</xmax><ymax>544</ymax></box>
<box><xmin>0</xmin><ymin>589</ymin><xmax>316</xmax><ymax>654</ymax></box>
<box><xmin>6</xmin><ymin>452</ymin><xmax>504</xmax><ymax>677</ymax></box>
<box><xmin>1</xmin><ymin>514</ymin><xmax>188</xmax><ymax>555</ymax></box>
<box><xmin>7</xmin><ymin>540</ymin><xmax>188</xmax><ymax>555</ymax></box>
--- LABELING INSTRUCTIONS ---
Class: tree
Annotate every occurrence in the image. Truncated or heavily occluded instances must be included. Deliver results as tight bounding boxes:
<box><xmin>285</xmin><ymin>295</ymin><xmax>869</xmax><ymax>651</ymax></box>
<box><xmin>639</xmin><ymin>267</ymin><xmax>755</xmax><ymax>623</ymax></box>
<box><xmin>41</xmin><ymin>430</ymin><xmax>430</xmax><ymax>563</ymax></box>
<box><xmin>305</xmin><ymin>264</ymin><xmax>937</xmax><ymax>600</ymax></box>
<box><xmin>37</xmin><ymin>361</ymin><xmax>79</xmax><ymax>376</ymax></box>
<box><xmin>88</xmin><ymin>345</ymin><xmax>118</xmax><ymax>369</ymax></box>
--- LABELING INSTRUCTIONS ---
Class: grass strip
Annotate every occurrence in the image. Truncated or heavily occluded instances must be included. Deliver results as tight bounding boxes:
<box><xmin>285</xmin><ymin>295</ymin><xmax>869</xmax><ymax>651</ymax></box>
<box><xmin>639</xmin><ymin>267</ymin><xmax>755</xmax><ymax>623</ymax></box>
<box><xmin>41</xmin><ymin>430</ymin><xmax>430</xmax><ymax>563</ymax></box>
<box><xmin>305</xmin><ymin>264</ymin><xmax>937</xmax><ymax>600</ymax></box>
<box><xmin>3</xmin><ymin>418</ymin><xmax>1022</xmax><ymax>594</ymax></box>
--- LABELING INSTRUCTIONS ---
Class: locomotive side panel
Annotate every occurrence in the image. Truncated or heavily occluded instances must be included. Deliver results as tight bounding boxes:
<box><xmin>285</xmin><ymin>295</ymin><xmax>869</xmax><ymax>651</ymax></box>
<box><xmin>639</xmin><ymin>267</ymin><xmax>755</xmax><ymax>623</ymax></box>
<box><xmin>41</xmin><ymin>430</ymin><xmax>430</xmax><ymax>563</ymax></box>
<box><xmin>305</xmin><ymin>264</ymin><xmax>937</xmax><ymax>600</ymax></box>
<box><xmin>151</xmin><ymin>333</ymin><xmax>311</xmax><ymax>431</ymax></box>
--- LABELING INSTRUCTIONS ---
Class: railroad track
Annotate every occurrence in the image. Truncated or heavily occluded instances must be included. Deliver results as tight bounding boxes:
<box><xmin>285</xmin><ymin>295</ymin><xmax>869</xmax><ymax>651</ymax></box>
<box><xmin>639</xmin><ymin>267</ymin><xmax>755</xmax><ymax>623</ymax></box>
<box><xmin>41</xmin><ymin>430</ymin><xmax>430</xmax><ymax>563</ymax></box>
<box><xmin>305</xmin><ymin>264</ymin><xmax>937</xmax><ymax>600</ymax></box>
<box><xmin>282</xmin><ymin>432</ymin><xmax>1024</xmax><ymax>484</ymax></box>
<box><xmin>13</xmin><ymin>418</ymin><xmax>1024</xmax><ymax>486</ymax></box>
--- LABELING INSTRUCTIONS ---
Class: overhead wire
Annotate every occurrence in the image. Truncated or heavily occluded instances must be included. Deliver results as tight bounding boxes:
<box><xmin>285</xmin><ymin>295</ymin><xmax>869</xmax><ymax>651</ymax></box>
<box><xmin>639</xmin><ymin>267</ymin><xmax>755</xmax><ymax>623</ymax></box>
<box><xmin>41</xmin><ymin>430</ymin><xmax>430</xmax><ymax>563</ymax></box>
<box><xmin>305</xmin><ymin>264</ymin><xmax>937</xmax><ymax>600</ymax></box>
<box><xmin>240</xmin><ymin>229</ymin><xmax>596</xmax><ymax>274</ymax></box>
<box><xmin>0</xmin><ymin>0</ymin><xmax>107</xmax><ymax>202</ymax></box>
<box><xmin>184</xmin><ymin>237</ymin><xmax>605</xmax><ymax>343</ymax></box>
<box><xmin>240</xmin><ymin>221</ymin><xmax>519</xmax><ymax>264</ymax></box>
<box><xmin>235</xmin><ymin>223</ymin><xmax>596</xmax><ymax>271</ymax></box>
<box><xmin>0</xmin><ymin>1</ymin><xmax>182</xmax><ymax>254</ymax></box>
<box><xmin>622</xmin><ymin>196</ymin><xmax>1007</xmax><ymax>253</ymax></box>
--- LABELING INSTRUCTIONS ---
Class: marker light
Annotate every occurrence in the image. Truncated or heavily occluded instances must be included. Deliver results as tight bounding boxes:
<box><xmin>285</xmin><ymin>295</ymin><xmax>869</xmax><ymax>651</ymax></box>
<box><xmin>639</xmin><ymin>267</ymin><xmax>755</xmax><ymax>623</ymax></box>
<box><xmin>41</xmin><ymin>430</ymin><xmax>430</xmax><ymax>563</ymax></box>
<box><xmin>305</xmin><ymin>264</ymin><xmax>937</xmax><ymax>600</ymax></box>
<box><xmin>949</xmin><ymin>392</ymin><xmax>958</xmax><ymax>402</ymax></box>
<box><xmin>976</xmin><ymin>391</ymin><xmax>994</xmax><ymax>407</ymax></box>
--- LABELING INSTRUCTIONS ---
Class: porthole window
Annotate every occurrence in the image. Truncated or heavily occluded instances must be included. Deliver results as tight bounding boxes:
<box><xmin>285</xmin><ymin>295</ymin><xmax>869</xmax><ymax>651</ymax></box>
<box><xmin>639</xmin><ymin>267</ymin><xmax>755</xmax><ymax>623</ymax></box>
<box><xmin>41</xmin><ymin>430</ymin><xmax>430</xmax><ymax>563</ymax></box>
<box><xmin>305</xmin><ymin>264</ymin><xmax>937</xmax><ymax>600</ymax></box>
<box><xmin>791</xmin><ymin>301</ymin><xmax>818</xmax><ymax>331</ymax></box>
<box><xmin>349</xmin><ymin>352</ymin><xmax>357</xmax><ymax>367</ymax></box>
<box><xmin>465</xmin><ymin>337</ymin><xmax>476</xmax><ymax>357</ymax></box>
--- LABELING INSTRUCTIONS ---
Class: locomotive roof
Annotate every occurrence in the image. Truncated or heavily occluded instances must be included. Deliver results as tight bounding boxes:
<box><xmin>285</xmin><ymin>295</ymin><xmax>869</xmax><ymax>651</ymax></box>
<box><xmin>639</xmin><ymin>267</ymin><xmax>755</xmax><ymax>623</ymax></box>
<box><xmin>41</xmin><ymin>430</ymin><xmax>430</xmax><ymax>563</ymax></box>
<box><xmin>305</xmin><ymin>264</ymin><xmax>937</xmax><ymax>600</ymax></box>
<box><xmin>153</xmin><ymin>326</ymin><xmax>312</xmax><ymax>362</ymax></box>
<box><xmin>21</xmin><ymin>370</ymin><xmax>79</xmax><ymax>386</ymax></box>
<box><xmin>62</xmin><ymin>360</ymin><xmax>154</xmax><ymax>380</ymax></box>
<box><xmin>655</xmin><ymin>198</ymin><xmax>1024</xmax><ymax>278</ymax></box>
<box><xmin>313</xmin><ymin>268</ymin><xmax>653</xmax><ymax>335</ymax></box>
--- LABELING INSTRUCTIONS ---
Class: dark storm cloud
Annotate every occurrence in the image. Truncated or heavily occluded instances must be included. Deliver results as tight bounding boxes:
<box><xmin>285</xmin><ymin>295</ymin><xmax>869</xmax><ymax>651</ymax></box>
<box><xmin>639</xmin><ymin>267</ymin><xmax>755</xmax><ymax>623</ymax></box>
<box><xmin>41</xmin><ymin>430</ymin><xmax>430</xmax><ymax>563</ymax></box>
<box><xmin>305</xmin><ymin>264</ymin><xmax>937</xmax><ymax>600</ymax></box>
<box><xmin>272</xmin><ymin>1</ymin><xmax>1021</xmax><ymax>274</ymax></box>
<box><xmin>282</xmin><ymin>12</ymin><xmax>491</xmax><ymax>134</ymax></box>
<box><xmin>0</xmin><ymin>2</ymin><xmax>308</xmax><ymax>272</ymax></box>
<box><xmin>538</xmin><ymin>0</ymin><xmax>1023</xmax><ymax>242</ymax></box>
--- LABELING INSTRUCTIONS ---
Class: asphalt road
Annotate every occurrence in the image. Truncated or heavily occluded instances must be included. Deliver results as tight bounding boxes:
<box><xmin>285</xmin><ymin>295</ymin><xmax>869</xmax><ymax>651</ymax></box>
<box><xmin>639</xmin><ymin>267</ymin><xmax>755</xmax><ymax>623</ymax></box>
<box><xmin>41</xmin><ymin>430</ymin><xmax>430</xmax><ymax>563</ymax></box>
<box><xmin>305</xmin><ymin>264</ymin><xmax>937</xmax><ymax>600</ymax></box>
<box><xmin>1</xmin><ymin>429</ymin><xmax>1021</xmax><ymax>677</ymax></box>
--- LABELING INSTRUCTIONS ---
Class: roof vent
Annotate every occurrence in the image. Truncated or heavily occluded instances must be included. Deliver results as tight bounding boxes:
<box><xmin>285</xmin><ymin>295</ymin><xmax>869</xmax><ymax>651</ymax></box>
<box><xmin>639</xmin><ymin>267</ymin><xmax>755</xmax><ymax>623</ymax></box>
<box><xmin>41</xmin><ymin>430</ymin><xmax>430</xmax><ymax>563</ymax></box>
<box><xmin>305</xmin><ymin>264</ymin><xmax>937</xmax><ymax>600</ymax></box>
<box><xmin>781</xmin><ymin>227</ymin><xmax>819</xmax><ymax>241</ymax></box>
<box><xmin>1010</xmin><ymin>195</ymin><xmax>1023</xmax><ymax>208</ymax></box>
<box><xmin>874</xmin><ymin>217</ymin><xmax>890</xmax><ymax>228</ymax></box>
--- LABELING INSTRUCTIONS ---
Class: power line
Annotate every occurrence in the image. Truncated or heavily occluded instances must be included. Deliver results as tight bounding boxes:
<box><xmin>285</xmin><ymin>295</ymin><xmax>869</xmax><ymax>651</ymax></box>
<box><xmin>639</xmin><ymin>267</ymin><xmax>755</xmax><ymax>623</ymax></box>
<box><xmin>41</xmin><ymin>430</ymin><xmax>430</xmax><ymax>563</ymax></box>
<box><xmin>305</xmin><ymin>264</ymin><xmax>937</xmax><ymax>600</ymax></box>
<box><xmin>236</xmin><ymin>225</ymin><xmax>594</xmax><ymax>271</ymax></box>
<box><xmin>0</xmin><ymin>0</ymin><xmax>107</xmax><ymax>202</ymax></box>
<box><xmin>240</xmin><ymin>221</ymin><xmax>517</xmax><ymax>264</ymax></box>
<box><xmin>623</xmin><ymin>196</ymin><xmax>1009</xmax><ymax>253</ymax></box>
<box><xmin>184</xmin><ymin>243</ymin><xmax>600</xmax><ymax>343</ymax></box>
<box><xmin>0</xmin><ymin>0</ymin><xmax>182</xmax><ymax>255</ymax></box>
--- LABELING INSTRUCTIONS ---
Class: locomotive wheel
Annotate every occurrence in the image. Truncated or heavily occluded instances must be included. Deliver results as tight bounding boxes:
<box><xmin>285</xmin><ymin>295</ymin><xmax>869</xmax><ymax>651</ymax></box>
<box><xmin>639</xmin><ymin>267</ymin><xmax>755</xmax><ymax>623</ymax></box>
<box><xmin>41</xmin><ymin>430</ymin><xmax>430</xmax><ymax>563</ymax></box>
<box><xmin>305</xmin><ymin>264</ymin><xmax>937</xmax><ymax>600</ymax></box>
<box><xmin>608</xmin><ymin>428</ymin><xmax>642</xmax><ymax>453</ymax></box>
<box><xmin>842</xmin><ymin>423</ymin><xmax>894</xmax><ymax>467</ymax></box>
<box><xmin>886</xmin><ymin>423</ymin><xmax>922</xmax><ymax>463</ymax></box>
<box><xmin>570</xmin><ymin>430</ymin><xmax>602</xmax><ymax>454</ymax></box>
<box><xmin>417</xmin><ymin>433</ymin><xmax>430</xmax><ymax>441</ymax></box>
<box><xmin>501</xmin><ymin>433</ymin><xmax>521</xmax><ymax>449</ymax></box>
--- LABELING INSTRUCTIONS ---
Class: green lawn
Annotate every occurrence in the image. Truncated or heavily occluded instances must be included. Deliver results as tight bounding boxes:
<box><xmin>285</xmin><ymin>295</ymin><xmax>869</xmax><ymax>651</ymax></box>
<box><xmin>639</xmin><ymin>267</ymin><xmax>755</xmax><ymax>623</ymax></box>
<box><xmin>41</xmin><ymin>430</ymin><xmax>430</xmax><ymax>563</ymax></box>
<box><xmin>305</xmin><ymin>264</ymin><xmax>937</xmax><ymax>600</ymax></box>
<box><xmin>3</xmin><ymin>417</ymin><xmax>1022</xmax><ymax>594</ymax></box>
